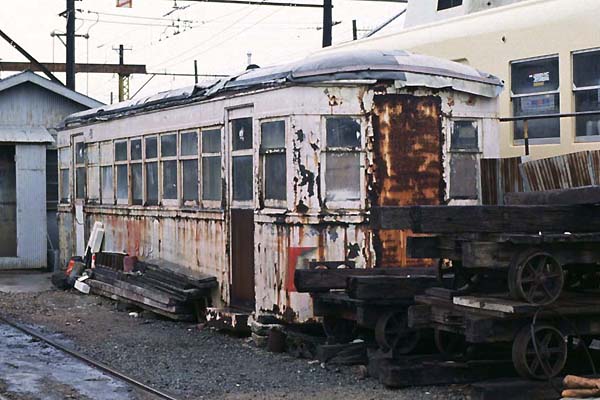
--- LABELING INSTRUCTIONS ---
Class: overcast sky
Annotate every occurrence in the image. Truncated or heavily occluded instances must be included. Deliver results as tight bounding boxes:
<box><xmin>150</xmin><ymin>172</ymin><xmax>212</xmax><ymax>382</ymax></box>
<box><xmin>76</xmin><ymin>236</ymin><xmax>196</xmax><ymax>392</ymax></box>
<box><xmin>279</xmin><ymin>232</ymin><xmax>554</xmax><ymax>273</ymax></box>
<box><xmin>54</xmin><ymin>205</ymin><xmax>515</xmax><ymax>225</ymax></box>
<box><xmin>0</xmin><ymin>0</ymin><xmax>405</xmax><ymax>104</ymax></box>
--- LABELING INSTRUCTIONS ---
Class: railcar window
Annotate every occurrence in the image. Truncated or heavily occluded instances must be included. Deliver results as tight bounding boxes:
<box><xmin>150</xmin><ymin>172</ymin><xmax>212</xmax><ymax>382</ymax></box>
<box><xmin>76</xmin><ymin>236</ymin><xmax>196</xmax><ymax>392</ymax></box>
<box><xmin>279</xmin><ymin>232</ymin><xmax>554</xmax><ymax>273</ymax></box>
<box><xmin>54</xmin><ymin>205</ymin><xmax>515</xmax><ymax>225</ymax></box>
<box><xmin>74</xmin><ymin>141</ymin><xmax>86</xmax><ymax>200</ymax></box>
<box><xmin>201</xmin><ymin>129</ymin><xmax>222</xmax><ymax>202</ymax></box>
<box><xmin>161</xmin><ymin>134</ymin><xmax>177</xmax><ymax>157</ymax></box>
<box><xmin>437</xmin><ymin>0</ymin><xmax>462</xmax><ymax>11</ymax></box>
<box><xmin>451</xmin><ymin>120</ymin><xmax>479</xmax><ymax>150</ymax></box>
<box><xmin>100</xmin><ymin>142</ymin><xmax>113</xmax><ymax>205</ymax></box>
<box><xmin>86</xmin><ymin>144</ymin><xmax>100</xmax><ymax>203</ymax></box>
<box><xmin>115</xmin><ymin>141</ymin><xmax>127</xmax><ymax>162</ymax></box>
<box><xmin>231</xmin><ymin>119</ymin><xmax>253</xmax><ymax>202</ymax></box>
<box><xmin>180</xmin><ymin>131</ymin><xmax>199</xmax><ymax>203</ymax></box>
<box><xmin>116</xmin><ymin>164</ymin><xmax>128</xmax><ymax>201</ymax></box>
<box><xmin>162</xmin><ymin>160</ymin><xmax>178</xmax><ymax>199</ymax></box>
<box><xmin>145</xmin><ymin>135</ymin><xmax>159</xmax><ymax>205</ymax></box>
<box><xmin>573</xmin><ymin>50</ymin><xmax>600</xmax><ymax>139</ymax></box>
<box><xmin>130</xmin><ymin>139</ymin><xmax>142</xmax><ymax>161</ymax></box>
<box><xmin>59</xmin><ymin>147</ymin><xmax>70</xmax><ymax>203</ymax></box>
<box><xmin>145</xmin><ymin>136</ymin><xmax>158</xmax><ymax>159</ymax></box>
<box><xmin>261</xmin><ymin>121</ymin><xmax>286</xmax><ymax>202</ymax></box>
<box><xmin>131</xmin><ymin>163</ymin><xmax>143</xmax><ymax>205</ymax></box>
<box><xmin>324</xmin><ymin>117</ymin><xmax>361</xmax><ymax>202</ymax></box>
<box><xmin>511</xmin><ymin>56</ymin><xmax>560</xmax><ymax>141</ymax></box>
<box><xmin>232</xmin><ymin>118</ymin><xmax>253</xmax><ymax>151</ymax></box>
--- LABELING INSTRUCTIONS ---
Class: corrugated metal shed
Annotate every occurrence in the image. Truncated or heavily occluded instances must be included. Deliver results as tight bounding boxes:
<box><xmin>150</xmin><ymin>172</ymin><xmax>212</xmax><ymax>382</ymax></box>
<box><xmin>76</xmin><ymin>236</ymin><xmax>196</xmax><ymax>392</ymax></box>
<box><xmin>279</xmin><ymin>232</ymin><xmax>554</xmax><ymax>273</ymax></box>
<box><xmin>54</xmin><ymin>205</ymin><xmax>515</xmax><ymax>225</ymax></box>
<box><xmin>0</xmin><ymin>126</ymin><xmax>54</xmax><ymax>144</ymax></box>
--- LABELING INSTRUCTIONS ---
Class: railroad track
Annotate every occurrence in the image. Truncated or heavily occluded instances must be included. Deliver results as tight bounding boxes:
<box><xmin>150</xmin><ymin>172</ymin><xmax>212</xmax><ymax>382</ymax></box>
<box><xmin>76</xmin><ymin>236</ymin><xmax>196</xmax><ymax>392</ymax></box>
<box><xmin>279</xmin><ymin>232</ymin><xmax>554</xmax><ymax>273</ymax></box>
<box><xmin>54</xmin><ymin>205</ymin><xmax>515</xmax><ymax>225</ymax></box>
<box><xmin>0</xmin><ymin>314</ymin><xmax>182</xmax><ymax>400</ymax></box>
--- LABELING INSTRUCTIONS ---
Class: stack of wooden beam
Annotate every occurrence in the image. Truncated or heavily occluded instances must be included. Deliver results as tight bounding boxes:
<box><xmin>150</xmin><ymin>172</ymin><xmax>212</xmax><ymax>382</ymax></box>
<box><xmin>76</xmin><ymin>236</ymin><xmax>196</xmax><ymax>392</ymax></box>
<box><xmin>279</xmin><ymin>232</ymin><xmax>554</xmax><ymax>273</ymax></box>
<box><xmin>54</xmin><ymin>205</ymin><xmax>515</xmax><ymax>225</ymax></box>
<box><xmin>87</xmin><ymin>253</ymin><xmax>217</xmax><ymax>321</ymax></box>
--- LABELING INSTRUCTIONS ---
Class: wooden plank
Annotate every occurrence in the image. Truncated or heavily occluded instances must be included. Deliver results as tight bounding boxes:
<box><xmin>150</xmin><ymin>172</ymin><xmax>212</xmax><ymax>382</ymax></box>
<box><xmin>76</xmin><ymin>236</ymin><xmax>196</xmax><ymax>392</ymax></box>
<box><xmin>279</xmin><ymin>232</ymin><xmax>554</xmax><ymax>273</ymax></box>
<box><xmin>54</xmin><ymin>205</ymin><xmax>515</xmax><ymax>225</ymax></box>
<box><xmin>294</xmin><ymin>266</ymin><xmax>435</xmax><ymax>293</ymax></box>
<box><xmin>346</xmin><ymin>275</ymin><xmax>437</xmax><ymax>300</ymax></box>
<box><xmin>91</xmin><ymin>271</ymin><xmax>178</xmax><ymax>305</ymax></box>
<box><xmin>372</xmin><ymin>205</ymin><xmax>600</xmax><ymax>233</ymax></box>
<box><xmin>504</xmin><ymin>186</ymin><xmax>600</xmax><ymax>206</ymax></box>
<box><xmin>453</xmin><ymin>296</ymin><xmax>537</xmax><ymax>314</ymax></box>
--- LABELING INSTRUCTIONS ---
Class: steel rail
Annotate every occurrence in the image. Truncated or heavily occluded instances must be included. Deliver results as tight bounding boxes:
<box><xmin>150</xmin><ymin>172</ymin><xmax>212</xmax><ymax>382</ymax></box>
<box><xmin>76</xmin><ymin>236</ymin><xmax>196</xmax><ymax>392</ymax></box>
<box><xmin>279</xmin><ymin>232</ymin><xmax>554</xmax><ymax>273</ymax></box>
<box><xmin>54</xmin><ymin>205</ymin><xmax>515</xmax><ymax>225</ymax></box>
<box><xmin>0</xmin><ymin>314</ymin><xmax>182</xmax><ymax>400</ymax></box>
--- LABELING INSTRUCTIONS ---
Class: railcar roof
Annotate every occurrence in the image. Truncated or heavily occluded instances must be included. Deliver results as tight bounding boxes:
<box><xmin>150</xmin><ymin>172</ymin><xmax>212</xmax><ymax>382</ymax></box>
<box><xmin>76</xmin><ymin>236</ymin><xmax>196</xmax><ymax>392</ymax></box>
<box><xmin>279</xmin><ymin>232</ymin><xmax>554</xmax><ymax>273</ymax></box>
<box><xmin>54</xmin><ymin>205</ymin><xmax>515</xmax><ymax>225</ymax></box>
<box><xmin>64</xmin><ymin>49</ymin><xmax>503</xmax><ymax>127</ymax></box>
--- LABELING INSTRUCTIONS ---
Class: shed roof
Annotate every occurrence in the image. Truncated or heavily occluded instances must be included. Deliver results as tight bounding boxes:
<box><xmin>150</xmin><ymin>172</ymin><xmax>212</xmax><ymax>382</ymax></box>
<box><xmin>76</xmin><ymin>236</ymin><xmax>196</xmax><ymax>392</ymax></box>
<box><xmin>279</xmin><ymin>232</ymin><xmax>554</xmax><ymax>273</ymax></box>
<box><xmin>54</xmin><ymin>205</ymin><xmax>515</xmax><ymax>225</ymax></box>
<box><xmin>0</xmin><ymin>126</ymin><xmax>55</xmax><ymax>144</ymax></box>
<box><xmin>0</xmin><ymin>71</ymin><xmax>103</xmax><ymax>109</ymax></box>
<box><xmin>64</xmin><ymin>48</ymin><xmax>503</xmax><ymax>126</ymax></box>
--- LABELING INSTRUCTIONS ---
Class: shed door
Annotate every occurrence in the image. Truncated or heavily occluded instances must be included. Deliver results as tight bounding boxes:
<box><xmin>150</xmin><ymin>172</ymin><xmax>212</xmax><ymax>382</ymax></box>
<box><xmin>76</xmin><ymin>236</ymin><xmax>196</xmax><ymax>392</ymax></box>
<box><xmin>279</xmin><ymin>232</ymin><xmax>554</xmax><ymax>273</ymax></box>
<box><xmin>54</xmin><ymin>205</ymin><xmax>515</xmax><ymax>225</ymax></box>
<box><xmin>229</xmin><ymin>113</ymin><xmax>256</xmax><ymax>310</ymax></box>
<box><xmin>0</xmin><ymin>145</ymin><xmax>17</xmax><ymax>257</ymax></box>
<box><xmin>371</xmin><ymin>94</ymin><xmax>443</xmax><ymax>267</ymax></box>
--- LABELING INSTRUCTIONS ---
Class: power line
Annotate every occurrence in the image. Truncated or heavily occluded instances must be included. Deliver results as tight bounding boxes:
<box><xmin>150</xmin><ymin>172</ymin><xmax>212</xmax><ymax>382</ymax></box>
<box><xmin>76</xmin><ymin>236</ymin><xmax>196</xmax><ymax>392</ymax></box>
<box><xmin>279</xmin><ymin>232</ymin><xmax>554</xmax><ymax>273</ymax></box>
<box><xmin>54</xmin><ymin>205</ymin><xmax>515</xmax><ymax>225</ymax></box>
<box><xmin>78</xmin><ymin>9</ymin><xmax>198</xmax><ymax>24</ymax></box>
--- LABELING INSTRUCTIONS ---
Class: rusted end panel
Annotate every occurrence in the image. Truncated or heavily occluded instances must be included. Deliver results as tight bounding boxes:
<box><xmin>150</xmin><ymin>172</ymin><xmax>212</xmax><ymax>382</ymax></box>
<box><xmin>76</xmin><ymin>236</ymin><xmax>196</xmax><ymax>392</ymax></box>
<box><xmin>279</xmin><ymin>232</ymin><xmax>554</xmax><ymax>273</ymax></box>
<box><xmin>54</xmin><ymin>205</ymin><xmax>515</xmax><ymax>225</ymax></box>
<box><xmin>371</xmin><ymin>94</ymin><xmax>443</xmax><ymax>268</ymax></box>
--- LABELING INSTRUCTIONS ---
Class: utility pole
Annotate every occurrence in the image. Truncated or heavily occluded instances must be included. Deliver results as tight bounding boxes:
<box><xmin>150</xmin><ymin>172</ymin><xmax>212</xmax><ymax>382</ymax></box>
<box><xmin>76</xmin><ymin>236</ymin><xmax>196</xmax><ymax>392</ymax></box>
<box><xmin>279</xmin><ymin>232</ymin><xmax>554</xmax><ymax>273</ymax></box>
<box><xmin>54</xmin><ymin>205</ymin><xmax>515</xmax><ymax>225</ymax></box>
<box><xmin>194</xmin><ymin>60</ymin><xmax>199</xmax><ymax>84</ymax></box>
<box><xmin>352</xmin><ymin>19</ymin><xmax>358</xmax><ymax>40</ymax></box>
<box><xmin>322</xmin><ymin>0</ymin><xmax>333</xmax><ymax>47</ymax></box>
<box><xmin>66</xmin><ymin>0</ymin><xmax>76</xmax><ymax>90</ymax></box>
<box><xmin>114</xmin><ymin>44</ymin><xmax>132</xmax><ymax>102</ymax></box>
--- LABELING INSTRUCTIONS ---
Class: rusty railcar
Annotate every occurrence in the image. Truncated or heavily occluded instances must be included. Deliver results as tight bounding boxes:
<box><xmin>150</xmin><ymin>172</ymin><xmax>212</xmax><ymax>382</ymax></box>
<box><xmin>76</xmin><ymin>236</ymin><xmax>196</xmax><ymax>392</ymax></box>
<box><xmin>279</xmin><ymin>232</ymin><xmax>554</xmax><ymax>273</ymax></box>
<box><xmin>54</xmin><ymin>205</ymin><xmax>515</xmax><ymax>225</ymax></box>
<box><xmin>56</xmin><ymin>49</ymin><xmax>503</xmax><ymax>322</ymax></box>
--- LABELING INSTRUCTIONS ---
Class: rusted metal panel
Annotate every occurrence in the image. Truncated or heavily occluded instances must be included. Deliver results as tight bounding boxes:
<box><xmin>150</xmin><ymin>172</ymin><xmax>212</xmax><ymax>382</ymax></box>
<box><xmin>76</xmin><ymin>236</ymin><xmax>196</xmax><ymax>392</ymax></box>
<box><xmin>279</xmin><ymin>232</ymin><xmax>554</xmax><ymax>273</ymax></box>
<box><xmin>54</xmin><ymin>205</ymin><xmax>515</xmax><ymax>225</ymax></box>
<box><xmin>521</xmin><ymin>150</ymin><xmax>600</xmax><ymax>191</ymax></box>
<box><xmin>480</xmin><ymin>157</ymin><xmax>523</xmax><ymax>205</ymax></box>
<box><xmin>231</xmin><ymin>209</ymin><xmax>255</xmax><ymax>310</ymax></box>
<box><xmin>371</xmin><ymin>94</ymin><xmax>443</xmax><ymax>268</ymax></box>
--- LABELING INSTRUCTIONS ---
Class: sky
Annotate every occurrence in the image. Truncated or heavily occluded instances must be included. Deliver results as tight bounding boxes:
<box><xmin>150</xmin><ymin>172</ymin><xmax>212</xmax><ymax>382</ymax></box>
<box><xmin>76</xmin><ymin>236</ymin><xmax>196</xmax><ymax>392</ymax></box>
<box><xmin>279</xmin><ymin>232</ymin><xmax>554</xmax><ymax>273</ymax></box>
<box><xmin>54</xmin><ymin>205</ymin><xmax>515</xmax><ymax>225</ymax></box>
<box><xmin>0</xmin><ymin>0</ymin><xmax>406</xmax><ymax>104</ymax></box>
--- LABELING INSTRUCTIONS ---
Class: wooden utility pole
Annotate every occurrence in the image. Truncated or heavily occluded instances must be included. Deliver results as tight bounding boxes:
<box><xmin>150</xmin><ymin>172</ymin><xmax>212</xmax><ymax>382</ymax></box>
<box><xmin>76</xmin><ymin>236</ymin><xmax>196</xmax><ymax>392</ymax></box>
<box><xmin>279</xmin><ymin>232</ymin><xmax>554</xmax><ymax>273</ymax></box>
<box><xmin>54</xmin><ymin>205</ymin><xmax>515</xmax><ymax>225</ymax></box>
<box><xmin>66</xmin><ymin>0</ymin><xmax>76</xmax><ymax>90</ymax></box>
<box><xmin>352</xmin><ymin>19</ymin><xmax>358</xmax><ymax>40</ymax></box>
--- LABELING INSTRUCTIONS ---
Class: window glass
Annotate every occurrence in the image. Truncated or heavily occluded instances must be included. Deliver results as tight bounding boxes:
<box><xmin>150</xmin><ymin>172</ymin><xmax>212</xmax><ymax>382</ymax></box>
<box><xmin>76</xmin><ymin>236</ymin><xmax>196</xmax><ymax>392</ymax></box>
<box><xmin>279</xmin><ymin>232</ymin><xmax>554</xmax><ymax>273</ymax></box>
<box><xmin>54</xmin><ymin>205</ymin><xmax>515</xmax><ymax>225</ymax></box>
<box><xmin>264</xmin><ymin>154</ymin><xmax>286</xmax><ymax>200</ymax></box>
<box><xmin>575</xmin><ymin>90</ymin><xmax>600</xmax><ymax>137</ymax></box>
<box><xmin>145</xmin><ymin>136</ymin><xmax>158</xmax><ymax>159</ymax></box>
<box><xmin>100</xmin><ymin>142</ymin><xmax>113</xmax><ymax>164</ymax></box>
<box><xmin>131</xmin><ymin>164</ymin><xmax>143</xmax><ymax>205</ymax></box>
<box><xmin>162</xmin><ymin>160</ymin><xmax>178</xmax><ymax>200</ymax></box>
<box><xmin>326</xmin><ymin>117</ymin><xmax>361</xmax><ymax>148</ymax></box>
<box><xmin>130</xmin><ymin>139</ymin><xmax>142</xmax><ymax>161</ymax></box>
<box><xmin>60</xmin><ymin>169</ymin><xmax>69</xmax><ymax>203</ymax></box>
<box><xmin>161</xmin><ymin>134</ymin><xmax>177</xmax><ymax>157</ymax></box>
<box><xmin>202</xmin><ymin>156</ymin><xmax>221</xmax><ymax>201</ymax></box>
<box><xmin>452</xmin><ymin>120</ymin><xmax>479</xmax><ymax>150</ymax></box>
<box><xmin>76</xmin><ymin>167</ymin><xmax>85</xmax><ymax>199</ymax></box>
<box><xmin>574</xmin><ymin>50</ymin><xmax>600</xmax><ymax>88</ymax></box>
<box><xmin>437</xmin><ymin>0</ymin><xmax>462</xmax><ymax>10</ymax></box>
<box><xmin>180</xmin><ymin>132</ymin><xmax>198</xmax><ymax>156</ymax></box>
<box><xmin>325</xmin><ymin>153</ymin><xmax>360</xmax><ymax>202</ymax></box>
<box><xmin>450</xmin><ymin>154</ymin><xmax>478</xmax><ymax>199</ymax></box>
<box><xmin>513</xmin><ymin>94</ymin><xmax>560</xmax><ymax>140</ymax></box>
<box><xmin>182</xmin><ymin>160</ymin><xmax>198</xmax><ymax>202</ymax></box>
<box><xmin>146</xmin><ymin>162</ymin><xmax>159</xmax><ymax>205</ymax></box>
<box><xmin>512</xmin><ymin>57</ymin><xmax>559</xmax><ymax>95</ymax></box>
<box><xmin>202</xmin><ymin>129</ymin><xmax>221</xmax><ymax>153</ymax></box>
<box><xmin>261</xmin><ymin>121</ymin><xmax>285</xmax><ymax>149</ymax></box>
<box><xmin>232</xmin><ymin>118</ymin><xmax>253</xmax><ymax>151</ymax></box>
<box><xmin>101</xmin><ymin>166</ymin><xmax>113</xmax><ymax>204</ymax></box>
<box><xmin>115</xmin><ymin>141</ymin><xmax>128</xmax><ymax>162</ymax></box>
<box><xmin>59</xmin><ymin>147</ymin><xmax>70</xmax><ymax>168</ymax></box>
<box><xmin>233</xmin><ymin>155</ymin><xmax>253</xmax><ymax>201</ymax></box>
<box><xmin>75</xmin><ymin>142</ymin><xmax>85</xmax><ymax>164</ymax></box>
<box><xmin>116</xmin><ymin>165</ymin><xmax>128</xmax><ymax>200</ymax></box>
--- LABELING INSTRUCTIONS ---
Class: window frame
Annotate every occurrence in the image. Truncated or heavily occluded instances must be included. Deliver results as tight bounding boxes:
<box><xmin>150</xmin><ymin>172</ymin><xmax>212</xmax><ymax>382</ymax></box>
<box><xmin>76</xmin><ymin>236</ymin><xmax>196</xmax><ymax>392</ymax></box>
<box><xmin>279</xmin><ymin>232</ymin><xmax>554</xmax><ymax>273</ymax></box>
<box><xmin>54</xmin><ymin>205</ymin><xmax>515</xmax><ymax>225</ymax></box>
<box><xmin>85</xmin><ymin>142</ymin><xmax>100</xmax><ymax>204</ymax></box>
<box><xmin>510</xmin><ymin>54</ymin><xmax>561</xmax><ymax>145</ymax></box>
<box><xmin>159</xmin><ymin>132</ymin><xmax>179</xmax><ymax>206</ymax></box>
<box><xmin>230</xmin><ymin>117</ymin><xmax>255</xmax><ymax>208</ymax></box>
<box><xmin>320</xmin><ymin>115</ymin><xmax>365</xmax><ymax>209</ymax></box>
<box><xmin>572</xmin><ymin>48</ymin><xmax>600</xmax><ymax>142</ymax></box>
<box><xmin>437</xmin><ymin>0</ymin><xmax>462</xmax><ymax>11</ymax></box>
<box><xmin>200</xmin><ymin>126</ymin><xmax>223</xmax><ymax>209</ymax></box>
<box><xmin>179</xmin><ymin>129</ymin><xmax>200</xmax><ymax>207</ymax></box>
<box><xmin>58</xmin><ymin>146</ymin><xmax>71</xmax><ymax>204</ymax></box>
<box><xmin>144</xmin><ymin>135</ymin><xmax>159</xmax><ymax>206</ymax></box>
<box><xmin>114</xmin><ymin>139</ymin><xmax>129</xmax><ymax>205</ymax></box>
<box><xmin>259</xmin><ymin>118</ymin><xmax>288</xmax><ymax>209</ymax></box>
<box><xmin>129</xmin><ymin>137</ymin><xmax>143</xmax><ymax>206</ymax></box>
<box><xmin>449</xmin><ymin>118</ymin><xmax>481</xmax><ymax>153</ymax></box>
<box><xmin>99</xmin><ymin>141</ymin><xmax>114</xmax><ymax>205</ymax></box>
<box><xmin>73</xmin><ymin>136</ymin><xmax>86</xmax><ymax>202</ymax></box>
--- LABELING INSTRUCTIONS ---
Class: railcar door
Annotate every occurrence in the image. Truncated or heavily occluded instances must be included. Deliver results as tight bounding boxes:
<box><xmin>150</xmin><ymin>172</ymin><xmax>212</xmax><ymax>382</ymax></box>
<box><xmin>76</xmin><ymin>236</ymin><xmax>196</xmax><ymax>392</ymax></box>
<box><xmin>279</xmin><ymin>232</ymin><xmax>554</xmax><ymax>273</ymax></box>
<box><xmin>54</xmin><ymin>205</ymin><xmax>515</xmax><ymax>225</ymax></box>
<box><xmin>371</xmin><ymin>94</ymin><xmax>443</xmax><ymax>267</ymax></box>
<box><xmin>228</xmin><ymin>112</ymin><xmax>256</xmax><ymax>310</ymax></box>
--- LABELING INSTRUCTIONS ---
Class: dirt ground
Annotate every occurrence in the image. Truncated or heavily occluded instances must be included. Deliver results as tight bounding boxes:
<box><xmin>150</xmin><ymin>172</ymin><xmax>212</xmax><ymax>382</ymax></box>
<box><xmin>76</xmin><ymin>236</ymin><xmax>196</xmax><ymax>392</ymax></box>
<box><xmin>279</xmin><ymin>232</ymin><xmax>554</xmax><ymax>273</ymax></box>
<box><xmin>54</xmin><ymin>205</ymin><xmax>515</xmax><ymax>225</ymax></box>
<box><xmin>0</xmin><ymin>288</ymin><xmax>470</xmax><ymax>400</ymax></box>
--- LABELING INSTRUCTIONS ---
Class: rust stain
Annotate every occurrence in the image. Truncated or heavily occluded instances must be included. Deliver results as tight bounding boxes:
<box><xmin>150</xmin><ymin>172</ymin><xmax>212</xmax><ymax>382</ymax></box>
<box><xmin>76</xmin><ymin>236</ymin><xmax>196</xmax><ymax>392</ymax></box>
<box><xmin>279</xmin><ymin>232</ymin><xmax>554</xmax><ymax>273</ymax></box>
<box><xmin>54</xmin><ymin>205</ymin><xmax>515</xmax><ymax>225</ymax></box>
<box><xmin>371</xmin><ymin>94</ymin><xmax>443</xmax><ymax>268</ymax></box>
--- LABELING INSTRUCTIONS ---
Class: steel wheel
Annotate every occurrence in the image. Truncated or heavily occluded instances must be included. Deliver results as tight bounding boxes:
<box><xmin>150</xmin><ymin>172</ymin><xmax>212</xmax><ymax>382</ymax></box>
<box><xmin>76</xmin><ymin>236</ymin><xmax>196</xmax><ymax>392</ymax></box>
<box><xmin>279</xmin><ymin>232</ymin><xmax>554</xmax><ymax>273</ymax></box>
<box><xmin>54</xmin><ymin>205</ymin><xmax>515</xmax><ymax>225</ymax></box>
<box><xmin>375</xmin><ymin>310</ymin><xmax>421</xmax><ymax>356</ymax></box>
<box><xmin>512</xmin><ymin>325</ymin><xmax>567</xmax><ymax>380</ymax></box>
<box><xmin>434</xmin><ymin>329</ymin><xmax>467</xmax><ymax>359</ymax></box>
<box><xmin>322</xmin><ymin>316</ymin><xmax>356</xmax><ymax>344</ymax></box>
<box><xmin>508</xmin><ymin>250</ymin><xmax>564</xmax><ymax>305</ymax></box>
